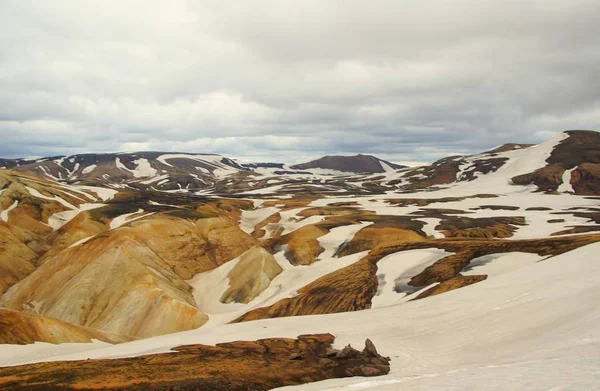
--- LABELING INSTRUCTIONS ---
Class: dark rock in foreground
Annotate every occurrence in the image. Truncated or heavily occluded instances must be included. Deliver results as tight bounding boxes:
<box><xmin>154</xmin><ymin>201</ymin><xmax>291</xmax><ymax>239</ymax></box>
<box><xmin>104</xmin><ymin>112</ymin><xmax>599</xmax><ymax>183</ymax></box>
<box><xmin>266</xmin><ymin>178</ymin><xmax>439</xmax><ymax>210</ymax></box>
<box><xmin>0</xmin><ymin>334</ymin><xmax>390</xmax><ymax>391</ymax></box>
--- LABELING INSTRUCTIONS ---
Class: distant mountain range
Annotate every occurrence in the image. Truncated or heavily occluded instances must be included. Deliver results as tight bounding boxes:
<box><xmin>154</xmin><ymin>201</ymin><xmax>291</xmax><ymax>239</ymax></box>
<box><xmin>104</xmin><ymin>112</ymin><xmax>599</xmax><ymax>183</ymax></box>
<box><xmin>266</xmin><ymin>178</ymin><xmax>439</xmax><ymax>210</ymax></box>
<box><xmin>1</xmin><ymin>130</ymin><xmax>598</xmax><ymax>196</ymax></box>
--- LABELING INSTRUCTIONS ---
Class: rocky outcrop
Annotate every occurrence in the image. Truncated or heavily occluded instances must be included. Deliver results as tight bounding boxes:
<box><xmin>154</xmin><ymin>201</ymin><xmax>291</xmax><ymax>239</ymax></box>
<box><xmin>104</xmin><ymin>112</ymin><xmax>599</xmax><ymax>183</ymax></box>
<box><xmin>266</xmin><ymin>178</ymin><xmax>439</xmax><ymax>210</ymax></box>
<box><xmin>233</xmin><ymin>259</ymin><xmax>377</xmax><ymax>323</ymax></box>
<box><xmin>0</xmin><ymin>308</ymin><xmax>131</xmax><ymax>345</ymax></box>
<box><xmin>571</xmin><ymin>163</ymin><xmax>600</xmax><ymax>195</ymax></box>
<box><xmin>546</xmin><ymin>130</ymin><xmax>600</xmax><ymax>166</ymax></box>
<box><xmin>511</xmin><ymin>165</ymin><xmax>565</xmax><ymax>192</ymax></box>
<box><xmin>220</xmin><ymin>246</ymin><xmax>283</xmax><ymax>304</ymax></box>
<box><xmin>0</xmin><ymin>334</ymin><xmax>390</xmax><ymax>391</ymax></box>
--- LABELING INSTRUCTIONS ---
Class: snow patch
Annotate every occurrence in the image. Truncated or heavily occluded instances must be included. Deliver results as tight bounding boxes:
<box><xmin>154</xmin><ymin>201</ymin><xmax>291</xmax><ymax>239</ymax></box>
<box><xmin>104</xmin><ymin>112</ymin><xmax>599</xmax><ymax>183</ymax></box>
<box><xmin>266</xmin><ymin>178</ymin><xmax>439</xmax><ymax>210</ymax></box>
<box><xmin>81</xmin><ymin>165</ymin><xmax>97</xmax><ymax>175</ymax></box>
<box><xmin>73</xmin><ymin>186</ymin><xmax>118</xmax><ymax>201</ymax></box>
<box><xmin>116</xmin><ymin>158</ymin><xmax>157</xmax><ymax>178</ymax></box>
<box><xmin>558</xmin><ymin>167</ymin><xmax>576</xmax><ymax>193</ymax></box>
<box><xmin>47</xmin><ymin>203</ymin><xmax>105</xmax><ymax>230</ymax></box>
<box><xmin>109</xmin><ymin>209</ymin><xmax>152</xmax><ymax>229</ymax></box>
<box><xmin>1</xmin><ymin>200</ymin><xmax>18</xmax><ymax>222</ymax></box>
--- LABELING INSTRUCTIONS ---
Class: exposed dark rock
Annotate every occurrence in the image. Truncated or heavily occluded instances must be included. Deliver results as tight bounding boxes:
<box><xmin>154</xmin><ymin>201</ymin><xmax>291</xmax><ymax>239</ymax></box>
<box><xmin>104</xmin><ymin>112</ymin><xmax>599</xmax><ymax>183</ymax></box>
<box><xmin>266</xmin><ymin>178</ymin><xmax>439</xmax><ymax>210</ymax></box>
<box><xmin>337</xmin><ymin>345</ymin><xmax>361</xmax><ymax>359</ymax></box>
<box><xmin>364</xmin><ymin>338</ymin><xmax>379</xmax><ymax>357</ymax></box>
<box><xmin>0</xmin><ymin>334</ymin><xmax>391</xmax><ymax>391</ymax></box>
<box><xmin>458</xmin><ymin>158</ymin><xmax>508</xmax><ymax>181</ymax></box>
<box><xmin>385</xmin><ymin>194</ymin><xmax>498</xmax><ymax>207</ymax></box>
<box><xmin>471</xmin><ymin>205</ymin><xmax>520</xmax><ymax>211</ymax></box>
<box><xmin>571</xmin><ymin>163</ymin><xmax>600</xmax><ymax>195</ymax></box>
<box><xmin>546</xmin><ymin>130</ymin><xmax>600</xmax><ymax>167</ymax></box>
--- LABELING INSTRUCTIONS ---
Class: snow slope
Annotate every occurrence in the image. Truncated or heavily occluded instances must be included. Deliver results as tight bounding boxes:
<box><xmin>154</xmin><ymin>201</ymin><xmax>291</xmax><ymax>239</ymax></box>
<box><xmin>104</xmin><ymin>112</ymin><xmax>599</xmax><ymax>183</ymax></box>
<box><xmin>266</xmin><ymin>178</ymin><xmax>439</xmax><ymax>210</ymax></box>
<box><xmin>3</xmin><ymin>242</ymin><xmax>600</xmax><ymax>390</ymax></box>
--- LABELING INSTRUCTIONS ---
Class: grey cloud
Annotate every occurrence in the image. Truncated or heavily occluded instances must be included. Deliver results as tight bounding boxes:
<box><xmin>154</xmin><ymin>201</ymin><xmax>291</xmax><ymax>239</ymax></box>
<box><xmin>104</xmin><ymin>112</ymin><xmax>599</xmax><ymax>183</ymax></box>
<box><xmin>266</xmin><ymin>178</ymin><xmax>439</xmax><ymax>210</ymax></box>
<box><xmin>0</xmin><ymin>0</ymin><xmax>599</xmax><ymax>164</ymax></box>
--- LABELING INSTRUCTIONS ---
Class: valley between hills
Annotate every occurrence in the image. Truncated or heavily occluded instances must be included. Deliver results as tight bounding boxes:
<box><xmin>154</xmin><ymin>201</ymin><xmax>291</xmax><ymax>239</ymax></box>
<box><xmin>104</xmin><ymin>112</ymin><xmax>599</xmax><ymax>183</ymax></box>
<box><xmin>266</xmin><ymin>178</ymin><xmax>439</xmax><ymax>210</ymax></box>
<box><xmin>1</xmin><ymin>130</ymin><xmax>600</xmax><ymax>390</ymax></box>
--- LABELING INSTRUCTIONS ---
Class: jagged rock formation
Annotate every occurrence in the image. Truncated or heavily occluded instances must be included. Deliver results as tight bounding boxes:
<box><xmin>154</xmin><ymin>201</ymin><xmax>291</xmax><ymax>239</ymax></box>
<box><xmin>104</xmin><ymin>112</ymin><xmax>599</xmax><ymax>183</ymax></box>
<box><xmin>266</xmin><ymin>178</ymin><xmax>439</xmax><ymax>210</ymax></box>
<box><xmin>0</xmin><ymin>334</ymin><xmax>390</xmax><ymax>390</ymax></box>
<box><xmin>0</xmin><ymin>308</ymin><xmax>131</xmax><ymax>345</ymax></box>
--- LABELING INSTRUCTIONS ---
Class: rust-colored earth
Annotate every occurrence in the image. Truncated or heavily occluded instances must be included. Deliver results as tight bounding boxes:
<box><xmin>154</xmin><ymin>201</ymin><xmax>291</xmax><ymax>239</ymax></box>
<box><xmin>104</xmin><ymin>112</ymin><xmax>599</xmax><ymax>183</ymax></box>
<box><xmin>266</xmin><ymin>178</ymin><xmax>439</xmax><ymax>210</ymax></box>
<box><xmin>0</xmin><ymin>334</ymin><xmax>391</xmax><ymax>391</ymax></box>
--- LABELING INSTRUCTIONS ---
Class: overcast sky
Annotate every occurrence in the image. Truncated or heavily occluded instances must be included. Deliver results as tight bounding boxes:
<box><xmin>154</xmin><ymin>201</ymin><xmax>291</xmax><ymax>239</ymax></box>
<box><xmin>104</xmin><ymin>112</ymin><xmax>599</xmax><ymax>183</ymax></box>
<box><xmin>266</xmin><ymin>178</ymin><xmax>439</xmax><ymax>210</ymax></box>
<box><xmin>1</xmin><ymin>1</ymin><xmax>599</xmax><ymax>164</ymax></box>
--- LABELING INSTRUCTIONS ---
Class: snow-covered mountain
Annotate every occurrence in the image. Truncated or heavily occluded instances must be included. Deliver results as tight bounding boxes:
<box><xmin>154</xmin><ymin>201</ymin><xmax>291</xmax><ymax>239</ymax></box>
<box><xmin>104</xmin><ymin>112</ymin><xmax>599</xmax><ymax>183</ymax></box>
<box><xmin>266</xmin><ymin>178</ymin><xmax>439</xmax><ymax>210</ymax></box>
<box><xmin>4</xmin><ymin>131</ymin><xmax>598</xmax><ymax>198</ymax></box>
<box><xmin>0</xmin><ymin>129</ymin><xmax>599</xmax><ymax>389</ymax></box>
<box><xmin>0</xmin><ymin>152</ymin><xmax>246</xmax><ymax>191</ymax></box>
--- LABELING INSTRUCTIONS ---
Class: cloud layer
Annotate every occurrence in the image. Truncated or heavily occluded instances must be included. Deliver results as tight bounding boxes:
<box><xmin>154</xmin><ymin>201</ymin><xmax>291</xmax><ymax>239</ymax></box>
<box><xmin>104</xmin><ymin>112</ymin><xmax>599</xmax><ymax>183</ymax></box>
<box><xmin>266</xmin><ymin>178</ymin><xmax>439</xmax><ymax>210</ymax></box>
<box><xmin>1</xmin><ymin>0</ymin><xmax>599</xmax><ymax>164</ymax></box>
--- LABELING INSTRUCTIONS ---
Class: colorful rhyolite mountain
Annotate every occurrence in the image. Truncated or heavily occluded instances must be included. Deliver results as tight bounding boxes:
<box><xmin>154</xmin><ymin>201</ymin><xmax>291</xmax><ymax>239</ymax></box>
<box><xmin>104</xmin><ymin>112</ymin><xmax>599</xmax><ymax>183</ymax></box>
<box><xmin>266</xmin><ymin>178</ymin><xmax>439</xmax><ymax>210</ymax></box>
<box><xmin>0</xmin><ymin>130</ymin><xmax>599</xmax><ymax>390</ymax></box>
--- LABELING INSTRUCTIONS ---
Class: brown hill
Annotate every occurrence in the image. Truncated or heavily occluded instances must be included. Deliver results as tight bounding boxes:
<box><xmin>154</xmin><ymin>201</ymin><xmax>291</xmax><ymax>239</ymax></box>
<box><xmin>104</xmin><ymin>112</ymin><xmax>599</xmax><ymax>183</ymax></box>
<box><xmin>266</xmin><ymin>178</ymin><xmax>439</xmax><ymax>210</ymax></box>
<box><xmin>291</xmin><ymin>154</ymin><xmax>405</xmax><ymax>173</ymax></box>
